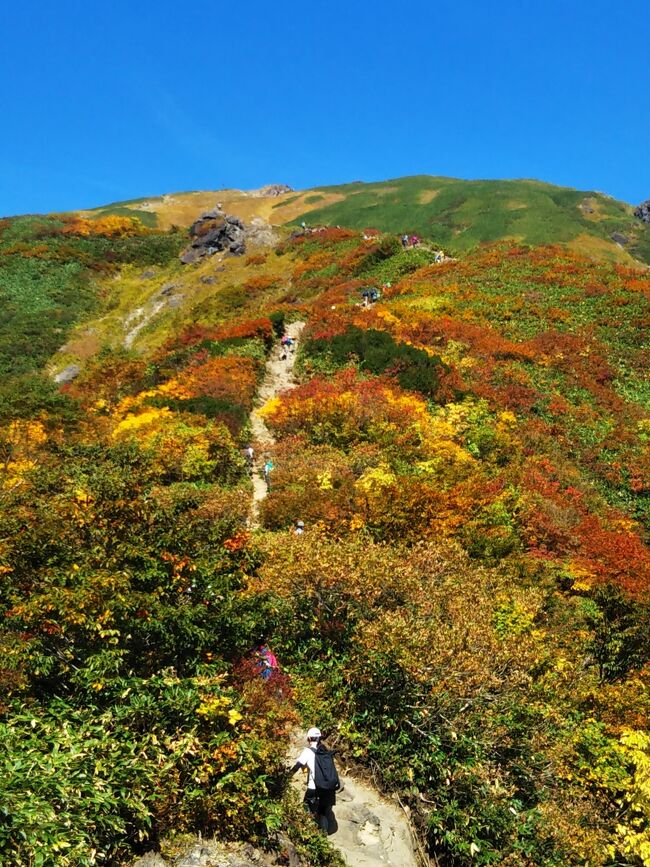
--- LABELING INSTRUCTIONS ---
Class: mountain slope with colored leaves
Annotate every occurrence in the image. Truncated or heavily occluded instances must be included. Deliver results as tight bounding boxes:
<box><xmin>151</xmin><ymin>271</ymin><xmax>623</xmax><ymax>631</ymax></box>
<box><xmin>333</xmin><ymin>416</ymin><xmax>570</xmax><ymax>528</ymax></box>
<box><xmin>0</xmin><ymin>210</ymin><xmax>649</xmax><ymax>867</ymax></box>
<box><xmin>71</xmin><ymin>175</ymin><xmax>650</xmax><ymax>266</ymax></box>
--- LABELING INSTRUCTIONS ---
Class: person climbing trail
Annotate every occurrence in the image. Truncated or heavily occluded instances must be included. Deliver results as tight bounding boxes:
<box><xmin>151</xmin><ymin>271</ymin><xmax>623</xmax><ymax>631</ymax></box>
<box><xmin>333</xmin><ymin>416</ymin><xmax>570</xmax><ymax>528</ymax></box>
<box><xmin>289</xmin><ymin>728</ymin><xmax>340</xmax><ymax>833</ymax></box>
<box><xmin>244</xmin><ymin>444</ymin><xmax>254</xmax><ymax>473</ymax></box>
<box><xmin>263</xmin><ymin>459</ymin><xmax>274</xmax><ymax>491</ymax></box>
<box><xmin>252</xmin><ymin>635</ymin><xmax>279</xmax><ymax>680</ymax></box>
<box><xmin>294</xmin><ymin>519</ymin><xmax>305</xmax><ymax>535</ymax></box>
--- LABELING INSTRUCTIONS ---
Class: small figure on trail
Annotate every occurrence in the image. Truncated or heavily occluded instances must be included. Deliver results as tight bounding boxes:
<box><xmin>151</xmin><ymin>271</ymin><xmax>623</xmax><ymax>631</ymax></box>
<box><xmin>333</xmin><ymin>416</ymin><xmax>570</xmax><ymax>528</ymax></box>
<box><xmin>289</xmin><ymin>727</ymin><xmax>340</xmax><ymax>833</ymax></box>
<box><xmin>410</xmin><ymin>234</ymin><xmax>419</xmax><ymax>247</ymax></box>
<box><xmin>361</xmin><ymin>289</ymin><xmax>370</xmax><ymax>307</ymax></box>
<box><xmin>301</xmin><ymin>220</ymin><xmax>308</xmax><ymax>234</ymax></box>
<box><xmin>295</xmin><ymin>519</ymin><xmax>305</xmax><ymax>535</ymax></box>
<box><xmin>263</xmin><ymin>459</ymin><xmax>274</xmax><ymax>491</ymax></box>
<box><xmin>281</xmin><ymin>334</ymin><xmax>294</xmax><ymax>360</ymax></box>
<box><xmin>401</xmin><ymin>233</ymin><xmax>409</xmax><ymax>249</ymax></box>
<box><xmin>253</xmin><ymin>635</ymin><xmax>279</xmax><ymax>680</ymax></box>
<box><xmin>244</xmin><ymin>444</ymin><xmax>254</xmax><ymax>471</ymax></box>
<box><xmin>370</xmin><ymin>288</ymin><xmax>379</xmax><ymax>303</ymax></box>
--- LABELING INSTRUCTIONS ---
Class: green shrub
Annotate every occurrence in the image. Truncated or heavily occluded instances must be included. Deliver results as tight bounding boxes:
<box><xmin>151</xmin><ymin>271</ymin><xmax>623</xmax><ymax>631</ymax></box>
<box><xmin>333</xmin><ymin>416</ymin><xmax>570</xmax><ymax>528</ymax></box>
<box><xmin>304</xmin><ymin>326</ymin><xmax>448</xmax><ymax>399</ymax></box>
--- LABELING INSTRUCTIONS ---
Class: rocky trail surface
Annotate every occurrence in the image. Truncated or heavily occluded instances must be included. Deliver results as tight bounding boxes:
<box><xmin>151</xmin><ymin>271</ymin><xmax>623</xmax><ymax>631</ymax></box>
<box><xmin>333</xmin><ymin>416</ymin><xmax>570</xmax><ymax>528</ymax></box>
<box><xmin>133</xmin><ymin>326</ymin><xmax>422</xmax><ymax>867</ymax></box>
<box><xmin>249</xmin><ymin>333</ymin><xmax>421</xmax><ymax>865</ymax></box>
<box><xmin>287</xmin><ymin>730</ymin><xmax>420</xmax><ymax>867</ymax></box>
<box><xmin>248</xmin><ymin>320</ymin><xmax>305</xmax><ymax>527</ymax></box>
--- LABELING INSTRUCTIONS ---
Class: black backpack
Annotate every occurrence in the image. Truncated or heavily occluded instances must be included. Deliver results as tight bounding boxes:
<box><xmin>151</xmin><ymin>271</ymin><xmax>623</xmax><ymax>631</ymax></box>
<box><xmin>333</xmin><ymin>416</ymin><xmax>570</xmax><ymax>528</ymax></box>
<box><xmin>313</xmin><ymin>743</ymin><xmax>340</xmax><ymax>791</ymax></box>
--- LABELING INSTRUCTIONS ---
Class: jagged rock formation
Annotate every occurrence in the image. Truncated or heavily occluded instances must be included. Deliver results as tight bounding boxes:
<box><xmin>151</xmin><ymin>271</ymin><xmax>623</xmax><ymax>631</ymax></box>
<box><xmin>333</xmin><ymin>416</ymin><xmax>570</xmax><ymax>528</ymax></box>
<box><xmin>634</xmin><ymin>200</ymin><xmax>650</xmax><ymax>222</ymax></box>
<box><xmin>249</xmin><ymin>184</ymin><xmax>293</xmax><ymax>197</ymax></box>
<box><xmin>181</xmin><ymin>208</ymin><xmax>246</xmax><ymax>264</ymax></box>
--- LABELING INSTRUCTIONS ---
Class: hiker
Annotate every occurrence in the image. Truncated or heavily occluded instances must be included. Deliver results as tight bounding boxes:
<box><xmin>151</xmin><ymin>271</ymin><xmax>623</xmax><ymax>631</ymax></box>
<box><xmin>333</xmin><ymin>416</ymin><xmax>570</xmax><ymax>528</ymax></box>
<box><xmin>263</xmin><ymin>459</ymin><xmax>274</xmax><ymax>491</ymax></box>
<box><xmin>401</xmin><ymin>234</ymin><xmax>409</xmax><ymax>249</ymax></box>
<box><xmin>295</xmin><ymin>519</ymin><xmax>305</xmax><ymax>535</ymax></box>
<box><xmin>361</xmin><ymin>289</ymin><xmax>370</xmax><ymax>307</ymax></box>
<box><xmin>253</xmin><ymin>635</ymin><xmax>279</xmax><ymax>680</ymax></box>
<box><xmin>289</xmin><ymin>728</ymin><xmax>340</xmax><ymax>832</ymax></box>
<box><xmin>370</xmin><ymin>288</ymin><xmax>378</xmax><ymax>303</ymax></box>
<box><xmin>244</xmin><ymin>444</ymin><xmax>254</xmax><ymax>472</ymax></box>
<box><xmin>410</xmin><ymin>234</ymin><xmax>419</xmax><ymax>247</ymax></box>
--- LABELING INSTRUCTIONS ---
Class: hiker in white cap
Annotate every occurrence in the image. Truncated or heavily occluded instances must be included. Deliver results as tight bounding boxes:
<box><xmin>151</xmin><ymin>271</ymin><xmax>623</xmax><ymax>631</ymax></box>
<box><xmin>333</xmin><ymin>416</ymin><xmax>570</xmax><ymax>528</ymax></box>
<box><xmin>288</xmin><ymin>727</ymin><xmax>340</xmax><ymax>832</ymax></box>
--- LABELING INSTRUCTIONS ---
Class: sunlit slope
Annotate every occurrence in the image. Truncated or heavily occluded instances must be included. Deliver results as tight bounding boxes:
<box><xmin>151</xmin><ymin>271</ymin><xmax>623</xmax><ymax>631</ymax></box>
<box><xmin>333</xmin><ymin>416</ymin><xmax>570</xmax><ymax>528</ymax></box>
<box><xmin>290</xmin><ymin>176</ymin><xmax>650</xmax><ymax>264</ymax></box>
<box><xmin>79</xmin><ymin>176</ymin><xmax>650</xmax><ymax>266</ymax></box>
<box><xmin>81</xmin><ymin>187</ymin><xmax>346</xmax><ymax>231</ymax></box>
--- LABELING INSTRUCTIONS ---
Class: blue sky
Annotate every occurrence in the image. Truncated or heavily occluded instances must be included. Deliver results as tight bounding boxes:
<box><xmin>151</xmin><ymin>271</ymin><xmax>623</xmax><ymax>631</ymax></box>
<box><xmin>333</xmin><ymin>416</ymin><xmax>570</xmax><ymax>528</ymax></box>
<box><xmin>1</xmin><ymin>0</ymin><xmax>649</xmax><ymax>214</ymax></box>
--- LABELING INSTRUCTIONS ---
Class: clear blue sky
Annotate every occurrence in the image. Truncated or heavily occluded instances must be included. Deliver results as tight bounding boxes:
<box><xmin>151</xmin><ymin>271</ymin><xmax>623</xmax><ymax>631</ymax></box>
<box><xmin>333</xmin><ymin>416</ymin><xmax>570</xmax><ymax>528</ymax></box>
<box><xmin>2</xmin><ymin>0</ymin><xmax>649</xmax><ymax>215</ymax></box>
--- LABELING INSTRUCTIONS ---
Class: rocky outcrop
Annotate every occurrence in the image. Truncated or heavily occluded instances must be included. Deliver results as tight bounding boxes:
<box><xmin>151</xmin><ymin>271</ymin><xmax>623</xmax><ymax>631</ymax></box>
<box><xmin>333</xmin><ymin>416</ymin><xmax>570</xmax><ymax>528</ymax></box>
<box><xmin>246</xmin><ymin>217</ymin><xmax>277</xmax><ymax>247</ymax></box>
<box><xmin>249</xmin><ymin>184</ymin><xmax>293</xmax><ymax>197</ymax></box>
<box><xmin>181</xmin><ymin>209</ymin><xmax>246</xmax><ymax>264</ymax></box>
<box><xmin>53</xmin><ymin>363</ymin><xmax>81</xmax><ymax>384</ymax></box>
<box><xmin>133</xmin><ymin>838</ymin><xmax>298</xmax><ymax>867</ymax></box>
<box><xmin>634</xmin><ymin>200</ymin><xmax>650</xmax><ymax>223</ymax></box>
<box><xmin>180</xmin><ymin>207</ymin><xmax>278</xmax><ymax>265</ymax></box>
<box><xmin>610</xmin><ymin>231</ymin><xmax>629</xmax><ymax>246</ymax></box>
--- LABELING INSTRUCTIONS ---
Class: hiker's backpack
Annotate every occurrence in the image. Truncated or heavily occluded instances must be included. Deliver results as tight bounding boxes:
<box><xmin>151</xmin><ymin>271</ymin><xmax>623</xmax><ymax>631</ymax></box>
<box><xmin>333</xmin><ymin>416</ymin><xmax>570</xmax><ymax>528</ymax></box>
<box><xmin>313</xmin><ymin>743</ymin><xmax>340</xmax><ymax>791</ymax></box>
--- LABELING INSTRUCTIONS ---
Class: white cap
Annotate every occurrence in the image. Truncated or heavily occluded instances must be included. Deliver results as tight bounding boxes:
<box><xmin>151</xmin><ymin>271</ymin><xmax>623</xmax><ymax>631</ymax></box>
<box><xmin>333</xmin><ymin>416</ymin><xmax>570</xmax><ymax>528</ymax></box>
<box><xmin>307</xmin><ymin>727</ymin><xmax>322</xmax><ymax>740</ymax></box>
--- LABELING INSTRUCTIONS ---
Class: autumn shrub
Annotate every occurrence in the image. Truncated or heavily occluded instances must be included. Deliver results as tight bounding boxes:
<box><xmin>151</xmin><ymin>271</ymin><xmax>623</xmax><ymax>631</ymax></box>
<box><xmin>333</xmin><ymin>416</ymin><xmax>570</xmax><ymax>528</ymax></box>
<box><xmin>261</xmin><ymin>368</ymin><xmax>436</xmax><ymax>458</ymax></box>
<box><xmin>304</xmin><ymin>326</ymin><xmax>449</xmax><ymax>398</ymax></box>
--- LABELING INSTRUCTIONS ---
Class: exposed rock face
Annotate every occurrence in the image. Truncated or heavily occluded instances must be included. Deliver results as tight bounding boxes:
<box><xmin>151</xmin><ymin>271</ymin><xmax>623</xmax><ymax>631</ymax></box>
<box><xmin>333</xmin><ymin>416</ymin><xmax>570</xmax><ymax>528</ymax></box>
<box><xmin>133</xmin><ymin>837</ymin><xmax>298</xmax><ymax>867</ymax></box>
<box><xmin>634</xmin><ymin>200</ymin><xmax>650</xmax><ymax>223</ymax></box>
<box><xmin>181</xmin><ymin>210</ymin><xmax>246</xmax><ymax>264</ymax></box>
<box><xmin>610</xmin><ymin>231</ymin><xmax>629</xmax><ymax>246</ymax></box>
<box><xmin>53</xmin><ymin>363</ymin><xmax>81</xmax><ymax>384</ymax></box>
<box><xmin>249</xmin><ymin>184</ymin><xmax>293</xmax><ymax>197</ymax></box>
<box><xmin>246</xmin><ymin>217</ymin><xmax>277</xmax><ymax>247</ymax></box>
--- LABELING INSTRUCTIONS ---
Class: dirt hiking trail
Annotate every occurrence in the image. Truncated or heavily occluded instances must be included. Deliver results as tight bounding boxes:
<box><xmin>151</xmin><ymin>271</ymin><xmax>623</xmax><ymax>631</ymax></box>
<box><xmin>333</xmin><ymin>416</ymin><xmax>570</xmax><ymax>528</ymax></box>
<box><xmin>249</xmin><ymin>320</ymin><xmax>305</xmax><ymax>527</ymax></box>
<box><xmin>288</xmin><ymin>731</ymin><xmax>420</xmax><ymax>867</ymax></box>
<box><xmin>248</xmin><ymin>328</ymin><xmax>422</xmax><ymax>866</ymax></box>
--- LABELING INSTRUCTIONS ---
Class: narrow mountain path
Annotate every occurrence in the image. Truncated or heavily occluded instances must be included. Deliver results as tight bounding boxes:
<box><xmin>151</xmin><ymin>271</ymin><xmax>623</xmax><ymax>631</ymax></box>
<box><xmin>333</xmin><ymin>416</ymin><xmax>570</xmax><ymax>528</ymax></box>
<box><xmin>249</xmin><ymin>320</ymin><xmax>305</xmax><ymax>527</ymax></box>
<box><xmin>248</xmin><ymin>329</ymin><xmax>422</xmax><ymax>866</ymax></box>
<box><xmin>288</xmin><ymin>731</ymin><xmax>421</xmax><ymax>867</ymax></box>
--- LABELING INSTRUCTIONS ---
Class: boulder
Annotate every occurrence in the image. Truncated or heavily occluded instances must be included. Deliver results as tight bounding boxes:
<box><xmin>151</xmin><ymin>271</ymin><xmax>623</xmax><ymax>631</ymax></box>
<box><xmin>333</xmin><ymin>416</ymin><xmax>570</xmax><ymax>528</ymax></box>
<box><xmin>610</xmin><ymin>232</ymin><xmax>629</xmax><ymax>245</ymax></box>
<box><xmin>53</xmin><ymin>363</ymin><xmax>81</xmax><ymax>384</ymax></box>
<box><xmin>181</xmin><ymin>212</ymin><xmax>246</xmax><ymax>264</ymax></box>
<box><xmin>133</xmin><ymin>854</ymin><xmax>168</xmax><ymax>867</ymax></box>
<box><xmin>634</xmin><ymin>200</ymin><xmax>650</xmax><ymax>223</ymax></box>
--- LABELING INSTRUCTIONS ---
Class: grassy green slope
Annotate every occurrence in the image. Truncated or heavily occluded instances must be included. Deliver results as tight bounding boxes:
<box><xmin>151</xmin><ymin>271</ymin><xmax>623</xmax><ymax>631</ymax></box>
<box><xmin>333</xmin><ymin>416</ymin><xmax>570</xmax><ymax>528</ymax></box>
<box><xmin>291</xmin><ymin>175</ymin><xmax>650</xmax><ymax>263</ymax></box>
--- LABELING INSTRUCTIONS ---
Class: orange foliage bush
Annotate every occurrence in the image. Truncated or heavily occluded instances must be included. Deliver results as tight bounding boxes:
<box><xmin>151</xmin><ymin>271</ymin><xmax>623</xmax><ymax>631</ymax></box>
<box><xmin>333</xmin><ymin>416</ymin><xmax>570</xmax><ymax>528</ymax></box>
<box><xmin>62</xmin><ymin>215</ymin><xmax>144</xmax><ymax>237</ymax></box>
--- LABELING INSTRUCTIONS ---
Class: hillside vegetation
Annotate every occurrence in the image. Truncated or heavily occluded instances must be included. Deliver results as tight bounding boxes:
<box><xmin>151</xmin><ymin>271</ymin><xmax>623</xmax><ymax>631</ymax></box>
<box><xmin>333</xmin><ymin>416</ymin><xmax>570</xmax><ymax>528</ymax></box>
<box><xmin>0</xmin><ymin>206</ymin><xmax>650</xmax><ymax>866</ymax></box>
<box><xmin>76</xmin><ymin>175</ymin><xmax>650</xmax><ymax>266</ymax></box>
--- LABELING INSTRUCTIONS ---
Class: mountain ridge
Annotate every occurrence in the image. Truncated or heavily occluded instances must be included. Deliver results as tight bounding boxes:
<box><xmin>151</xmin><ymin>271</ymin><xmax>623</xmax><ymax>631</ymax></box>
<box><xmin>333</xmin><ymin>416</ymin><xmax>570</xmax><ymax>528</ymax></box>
<box><xmin>50</xmin><ymin>174</ymin><xmax>650</xmax><ymax>268</ymax></box>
